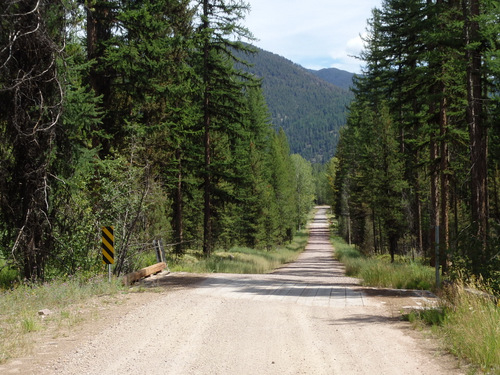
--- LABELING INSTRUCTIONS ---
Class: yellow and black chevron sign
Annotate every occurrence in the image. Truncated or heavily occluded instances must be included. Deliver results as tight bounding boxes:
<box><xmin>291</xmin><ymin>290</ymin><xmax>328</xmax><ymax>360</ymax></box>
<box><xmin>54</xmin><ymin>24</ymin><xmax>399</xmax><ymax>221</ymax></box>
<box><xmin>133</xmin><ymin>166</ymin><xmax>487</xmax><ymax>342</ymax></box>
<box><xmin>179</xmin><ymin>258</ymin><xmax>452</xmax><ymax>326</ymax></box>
<box><xmin>102</xmin><ymin>226</ymin><xmax>114</xmax><ymax>264</ymax></box>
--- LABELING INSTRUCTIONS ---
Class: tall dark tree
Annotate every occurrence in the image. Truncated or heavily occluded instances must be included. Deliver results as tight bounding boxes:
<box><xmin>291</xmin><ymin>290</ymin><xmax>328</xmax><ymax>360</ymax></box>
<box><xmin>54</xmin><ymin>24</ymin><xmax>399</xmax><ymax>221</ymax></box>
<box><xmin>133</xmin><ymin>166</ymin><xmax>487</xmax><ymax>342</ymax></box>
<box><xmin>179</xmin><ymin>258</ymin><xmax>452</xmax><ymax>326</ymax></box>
<box><xmin>195</xmin><ymin>0</ymin><xmax>256</xmax><ymax>256</ymax></box>
<box><xmin>463</xmin><ymin>0</ymin><xmax>488</xmax><ymax>260</ymax></box>
<box><xmin>85</xmin><ymin>0</ymin><xmax>116</xmax><ymax>155</ymax></box>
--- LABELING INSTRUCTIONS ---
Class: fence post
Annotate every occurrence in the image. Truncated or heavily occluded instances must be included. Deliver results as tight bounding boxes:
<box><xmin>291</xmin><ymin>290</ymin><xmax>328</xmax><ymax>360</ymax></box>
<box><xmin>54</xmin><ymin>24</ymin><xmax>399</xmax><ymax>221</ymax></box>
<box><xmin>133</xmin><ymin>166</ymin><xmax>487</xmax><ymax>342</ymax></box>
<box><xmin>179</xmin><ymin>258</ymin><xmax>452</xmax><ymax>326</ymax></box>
<box><xmin>435</xmin><ymin>225</ymin><xmax>440</xmax><ymax>288</ymax></box>
<box><xmin>154</xmin><ymin>239</ymin><xmax>166</xmax><ymax>263</ymax></box>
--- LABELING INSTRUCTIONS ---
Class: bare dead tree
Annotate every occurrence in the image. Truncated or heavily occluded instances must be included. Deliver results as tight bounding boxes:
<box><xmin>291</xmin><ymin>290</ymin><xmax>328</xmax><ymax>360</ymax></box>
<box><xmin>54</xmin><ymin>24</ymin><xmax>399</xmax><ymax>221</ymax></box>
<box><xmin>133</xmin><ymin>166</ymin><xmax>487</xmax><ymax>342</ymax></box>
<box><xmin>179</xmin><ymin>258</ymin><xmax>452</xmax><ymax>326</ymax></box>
<box><xmin>0</xmin><ymin>0</ymin><xmax>63</xmax><ymax>281</ymax></box>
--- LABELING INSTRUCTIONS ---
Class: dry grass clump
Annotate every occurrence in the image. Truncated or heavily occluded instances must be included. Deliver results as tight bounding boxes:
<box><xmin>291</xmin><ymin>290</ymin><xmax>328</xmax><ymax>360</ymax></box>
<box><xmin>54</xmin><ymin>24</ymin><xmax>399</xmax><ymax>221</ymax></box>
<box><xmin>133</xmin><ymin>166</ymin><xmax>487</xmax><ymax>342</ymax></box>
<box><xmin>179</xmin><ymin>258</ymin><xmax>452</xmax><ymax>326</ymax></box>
<box><xmin>439</xmin><ymin>282</ymin><xmax>499</xmax><ymax>373</ymax></box>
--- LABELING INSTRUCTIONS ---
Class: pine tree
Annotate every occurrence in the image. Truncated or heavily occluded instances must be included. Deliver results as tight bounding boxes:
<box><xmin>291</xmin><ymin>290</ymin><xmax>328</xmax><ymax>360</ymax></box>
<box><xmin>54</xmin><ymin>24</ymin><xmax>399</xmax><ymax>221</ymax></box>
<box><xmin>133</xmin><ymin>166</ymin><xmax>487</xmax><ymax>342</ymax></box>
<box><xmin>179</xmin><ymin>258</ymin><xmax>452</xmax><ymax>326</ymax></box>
<box><xmin>194</xmin><ymin>0</ymin><xmax>257</xmax><ymax>256</ymax></box>
<box><xmin>463</xmin><ymin>0</ymin><xmax>488</xmax><ymax>262</ymax></box>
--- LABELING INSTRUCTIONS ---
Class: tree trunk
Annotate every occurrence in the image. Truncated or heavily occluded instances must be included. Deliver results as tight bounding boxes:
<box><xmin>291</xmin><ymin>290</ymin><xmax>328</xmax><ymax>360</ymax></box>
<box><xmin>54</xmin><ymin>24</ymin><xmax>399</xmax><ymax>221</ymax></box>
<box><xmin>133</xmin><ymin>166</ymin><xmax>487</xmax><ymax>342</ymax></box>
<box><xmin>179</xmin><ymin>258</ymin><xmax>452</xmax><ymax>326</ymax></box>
<box><xmin>372</xmin><ymin>206</ymin><xmax>378</xmax><ymax>253</ymax></box>
<box><xmin>202</xmin><ymin>0</ymin><xmax>212</xmax><ymax>256</ymax></box>
<box><xmin>440</xmin><ymin>89</ymin><xmax>450</xmax><ymax>274</ymax></box>
<box><xmin>429</xmin><ymin>136</ymin><xmax>440</xmax><ymax>267</ymax></box>
<box><xmin>463</xmin><ymin>0</ymin><xmax>488</xmax><ymax>266</ymax></box>
<box><xmin>389</xmin><ymin>233</ymin><xmax>397</xmax><ymax>263</ymax></box>
<box><xmin>0</xmin><ymin>0</ymin><xmax>62</xmax><ymax>281</ymax></box>
<box><xmin>173</xmin><ymin>148</ymin><xmax>184</xmax><ymax>255</ymax></box>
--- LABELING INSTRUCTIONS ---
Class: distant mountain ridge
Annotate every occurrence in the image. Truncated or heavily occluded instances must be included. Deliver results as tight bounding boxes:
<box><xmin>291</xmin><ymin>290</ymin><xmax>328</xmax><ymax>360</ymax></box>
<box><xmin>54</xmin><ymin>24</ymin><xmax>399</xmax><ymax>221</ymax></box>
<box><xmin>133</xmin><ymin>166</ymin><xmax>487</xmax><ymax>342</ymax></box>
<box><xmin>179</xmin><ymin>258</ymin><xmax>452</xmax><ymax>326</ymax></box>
<box><xmin>308</xmin><ymin>67</ymin><xmax>356</xmax><ymax>90</ymax></box>
<box><xmin>241</xmin><ymin>47</ymin><xmax>355</xmax><ymax>163</ymax></box>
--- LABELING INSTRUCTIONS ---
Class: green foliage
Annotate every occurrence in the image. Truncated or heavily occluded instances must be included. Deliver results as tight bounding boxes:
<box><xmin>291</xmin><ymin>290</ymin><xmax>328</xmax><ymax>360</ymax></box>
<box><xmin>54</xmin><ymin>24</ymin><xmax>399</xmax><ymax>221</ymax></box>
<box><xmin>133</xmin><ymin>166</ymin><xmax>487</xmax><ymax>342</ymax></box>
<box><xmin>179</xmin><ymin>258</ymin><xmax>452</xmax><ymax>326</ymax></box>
<box><xmin>405</xmin><ymin>308</ymin><xmax>446</xmax><ymax>328</ymax></box>
<box><xmin>0</xmin><ymin>258</ymin><xmax>18</xmax><ymax>290</ymax></box>
<box><xmin>291</xmin><ymin>154</ymin><xmax>316</xmax><ymax>230</ymax></box>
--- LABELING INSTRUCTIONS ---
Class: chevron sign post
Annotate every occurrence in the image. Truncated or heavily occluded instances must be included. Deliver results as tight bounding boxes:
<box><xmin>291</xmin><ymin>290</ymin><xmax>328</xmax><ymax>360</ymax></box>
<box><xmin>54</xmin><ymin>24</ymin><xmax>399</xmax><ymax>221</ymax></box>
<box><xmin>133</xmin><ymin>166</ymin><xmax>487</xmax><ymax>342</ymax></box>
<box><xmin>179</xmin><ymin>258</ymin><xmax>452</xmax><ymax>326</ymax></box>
<box><xmin>102</xmin><ymin>226</ymin><xmax>114</xmax><ymax>281</ymax></box>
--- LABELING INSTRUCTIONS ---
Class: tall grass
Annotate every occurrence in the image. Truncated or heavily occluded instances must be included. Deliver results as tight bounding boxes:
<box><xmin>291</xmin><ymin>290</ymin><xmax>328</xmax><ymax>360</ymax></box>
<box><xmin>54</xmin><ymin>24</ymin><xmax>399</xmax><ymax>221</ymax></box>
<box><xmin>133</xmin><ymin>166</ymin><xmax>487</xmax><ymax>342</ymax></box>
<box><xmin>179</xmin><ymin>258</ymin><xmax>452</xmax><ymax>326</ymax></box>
<box><xmin>440</xmin><ymin>284</ymin><xmax>499</xmax><ymax>373</ymax></box>
<box><xmin>168</xmin><ymin>230</ymin><xmax>309</xmax><ymax>274</ymax></box>
<box><xmin>332</xmin><ymin>236</ymin><xmax>435</xmax><ymax>290</ymax></box>
<box><xmin>408</xmin><ymin>283</ymin><xmax>499</xmax><ymax>374</ymax></box>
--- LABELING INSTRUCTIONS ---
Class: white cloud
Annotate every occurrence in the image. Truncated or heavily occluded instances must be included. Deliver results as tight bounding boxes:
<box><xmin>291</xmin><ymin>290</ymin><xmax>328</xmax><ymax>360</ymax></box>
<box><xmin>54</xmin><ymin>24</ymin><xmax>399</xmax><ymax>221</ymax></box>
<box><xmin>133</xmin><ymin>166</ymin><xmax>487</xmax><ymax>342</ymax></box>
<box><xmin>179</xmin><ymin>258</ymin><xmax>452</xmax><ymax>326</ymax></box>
<box><xmin>243</xmin><ymin>0</ymin><xmax>382</xmax><ymax>73</ymax></box>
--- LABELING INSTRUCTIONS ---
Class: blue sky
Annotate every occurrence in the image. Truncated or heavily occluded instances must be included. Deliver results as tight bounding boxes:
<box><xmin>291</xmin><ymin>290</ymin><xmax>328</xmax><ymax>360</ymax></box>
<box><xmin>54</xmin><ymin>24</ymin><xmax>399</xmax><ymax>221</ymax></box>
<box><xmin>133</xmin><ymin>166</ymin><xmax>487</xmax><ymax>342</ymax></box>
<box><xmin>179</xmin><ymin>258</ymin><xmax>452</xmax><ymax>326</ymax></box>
<box><xmin>243</xmin><ymin>0</ymin><xmax>383</xmax><ymax>73</ymax></box>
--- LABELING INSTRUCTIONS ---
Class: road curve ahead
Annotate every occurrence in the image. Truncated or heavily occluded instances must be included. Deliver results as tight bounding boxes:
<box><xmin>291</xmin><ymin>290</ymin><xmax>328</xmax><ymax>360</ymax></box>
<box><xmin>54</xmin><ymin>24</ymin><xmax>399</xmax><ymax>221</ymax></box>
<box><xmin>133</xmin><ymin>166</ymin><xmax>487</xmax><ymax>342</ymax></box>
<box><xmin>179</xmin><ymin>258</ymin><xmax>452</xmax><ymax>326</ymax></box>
<box><xmin>42</xmin><ymin>206</ymin><xmax>461</xmax><ymax>375</ymax></box>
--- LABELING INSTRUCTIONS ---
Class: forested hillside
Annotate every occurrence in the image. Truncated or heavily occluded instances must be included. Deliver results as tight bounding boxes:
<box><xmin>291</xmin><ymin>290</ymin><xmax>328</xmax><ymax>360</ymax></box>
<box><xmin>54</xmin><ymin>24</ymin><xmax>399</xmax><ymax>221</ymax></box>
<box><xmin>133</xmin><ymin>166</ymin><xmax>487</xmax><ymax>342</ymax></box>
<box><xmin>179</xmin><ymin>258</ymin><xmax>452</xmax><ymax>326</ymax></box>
<box><xmin>241</xmin><ymin>48</ymin><xmax>354</xmax><ymax>163</ymax></box>
<box><xmin>0</xmin><ymin>0</ymin><xmax>316</xmax><ymax>282</ymax></box>
<box><xmin>308</xmin><ymin>68</ymin><xmax>355</xmax><ymax>90</ymax></box>
<box><xmin>327</xmin><ymin>0</ymin><xmax>500</xmax><ymax>291</ymax></box>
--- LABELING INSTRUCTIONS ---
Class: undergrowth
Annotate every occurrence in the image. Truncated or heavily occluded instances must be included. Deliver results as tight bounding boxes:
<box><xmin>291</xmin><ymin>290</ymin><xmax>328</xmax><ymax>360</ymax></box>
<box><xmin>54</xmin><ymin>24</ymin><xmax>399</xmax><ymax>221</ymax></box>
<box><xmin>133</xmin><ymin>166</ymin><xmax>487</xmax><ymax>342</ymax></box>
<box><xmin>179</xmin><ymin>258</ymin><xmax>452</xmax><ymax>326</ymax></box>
<box><xmin>406</xmin><ymin>283</ymin><xmax>499</xmax><ymax>374</ymax></box>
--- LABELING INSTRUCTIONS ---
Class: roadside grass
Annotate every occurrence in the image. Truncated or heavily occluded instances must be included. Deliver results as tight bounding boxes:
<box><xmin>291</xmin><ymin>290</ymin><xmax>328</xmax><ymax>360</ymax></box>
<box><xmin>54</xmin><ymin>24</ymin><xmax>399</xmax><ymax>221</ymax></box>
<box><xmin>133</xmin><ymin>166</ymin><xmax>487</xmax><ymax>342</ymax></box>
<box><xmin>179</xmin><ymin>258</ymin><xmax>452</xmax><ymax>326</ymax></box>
<box><xmin>439</xmin><ymin>284</ymin><xmax>499</xmax><ymax>374</ymax></box>
<box><xmin>167</xmin><ymin>230</ymin><xmax>309</xmax><ymax>274</ymax></box>
<box><xmin>406</xmin><ymin>283</ymin><xmax>499</xmax><ymax>374</ymax></box>
<box><xmin>332</xmin><ymin>236</ymin><xmax>499</xmax><ymax>374</ymax></box>
<box><xmin>331</xmin><ymin>236</ymin><xmax>435</xmax><ymax>290</ymax></box>
<box><xmin>0</xmin><ymin>275</ymin><xmax>125</xmax><ymax>363</ymax></box>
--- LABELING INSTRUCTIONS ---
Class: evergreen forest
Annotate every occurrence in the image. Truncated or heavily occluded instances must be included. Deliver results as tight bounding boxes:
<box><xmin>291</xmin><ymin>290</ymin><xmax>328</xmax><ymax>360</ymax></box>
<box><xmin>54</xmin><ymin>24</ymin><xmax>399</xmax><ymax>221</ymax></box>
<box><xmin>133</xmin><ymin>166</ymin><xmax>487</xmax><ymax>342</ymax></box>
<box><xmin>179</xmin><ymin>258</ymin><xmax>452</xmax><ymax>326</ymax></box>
<box><xmin>327</xmin><ymin>0</ymin><xmax>500</xmax><ymax>290</ymax></box>
<box><xmin>1</xmin><ymin>0</ymin><xmax>499</xmax><ymax>294</ymax></box>
<box><xmin>0</xmin><ymin>0</ymin><xmax>316</xmax><ymax>281</ymax></box>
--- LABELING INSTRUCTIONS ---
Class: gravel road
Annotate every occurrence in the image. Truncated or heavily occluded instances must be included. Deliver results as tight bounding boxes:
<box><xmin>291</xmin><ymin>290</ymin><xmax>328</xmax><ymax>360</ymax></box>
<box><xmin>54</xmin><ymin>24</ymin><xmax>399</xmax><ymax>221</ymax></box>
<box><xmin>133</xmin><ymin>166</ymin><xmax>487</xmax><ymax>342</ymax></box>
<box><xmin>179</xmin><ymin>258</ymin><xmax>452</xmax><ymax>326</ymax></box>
<box><xmin>5</xmin><ymin>207</ymin><xmax>462</xmax><ymax>374</ymax></box>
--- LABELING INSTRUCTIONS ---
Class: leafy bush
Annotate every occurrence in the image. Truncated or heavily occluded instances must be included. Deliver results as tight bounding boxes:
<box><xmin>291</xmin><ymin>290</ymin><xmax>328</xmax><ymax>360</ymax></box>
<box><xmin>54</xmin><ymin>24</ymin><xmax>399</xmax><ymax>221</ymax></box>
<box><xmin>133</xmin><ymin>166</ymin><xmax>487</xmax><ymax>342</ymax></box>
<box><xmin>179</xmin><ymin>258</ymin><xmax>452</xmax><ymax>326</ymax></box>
<box><xmin>0</xmin><ymin>259</ymin><xmax>18</xmax><ymax>290</ymax></box>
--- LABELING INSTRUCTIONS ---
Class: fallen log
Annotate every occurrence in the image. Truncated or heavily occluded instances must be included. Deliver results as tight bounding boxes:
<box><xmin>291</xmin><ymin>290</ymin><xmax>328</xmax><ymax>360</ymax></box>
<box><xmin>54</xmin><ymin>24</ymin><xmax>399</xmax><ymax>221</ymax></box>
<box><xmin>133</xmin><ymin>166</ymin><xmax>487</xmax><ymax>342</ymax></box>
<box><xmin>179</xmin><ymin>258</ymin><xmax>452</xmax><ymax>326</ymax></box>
<box><xmin>122</xmin><ymin>262</ymin><xmax>166</xmax><ymax>286</ymax></box>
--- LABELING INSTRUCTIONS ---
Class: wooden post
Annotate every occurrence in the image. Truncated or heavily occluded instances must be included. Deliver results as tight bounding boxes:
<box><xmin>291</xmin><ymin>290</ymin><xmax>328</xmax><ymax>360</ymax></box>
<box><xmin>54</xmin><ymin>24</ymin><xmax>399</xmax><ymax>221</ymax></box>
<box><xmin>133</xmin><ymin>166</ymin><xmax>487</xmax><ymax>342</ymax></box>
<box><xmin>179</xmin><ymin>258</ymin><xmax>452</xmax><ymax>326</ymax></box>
<box><xmin>435</xmin><ymin>226</ymin><xmax>440</xmax><ymax>288</ymax></box>
<box><xmin>122</xmin><ymin>262</ymin><xmax>167</xmax><ymax>286</ymax></box>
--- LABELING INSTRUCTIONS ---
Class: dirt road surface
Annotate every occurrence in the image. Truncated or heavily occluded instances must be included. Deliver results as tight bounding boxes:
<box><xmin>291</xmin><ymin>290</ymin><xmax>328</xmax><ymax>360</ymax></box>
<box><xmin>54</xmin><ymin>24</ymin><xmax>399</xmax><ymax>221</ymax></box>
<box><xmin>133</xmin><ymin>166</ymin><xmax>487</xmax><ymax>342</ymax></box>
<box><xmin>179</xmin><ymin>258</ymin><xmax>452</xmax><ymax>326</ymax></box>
<box><xmin>2</xmin><ymin>207</ymin><xmax>462</xmax><ymax>374</ymax></box>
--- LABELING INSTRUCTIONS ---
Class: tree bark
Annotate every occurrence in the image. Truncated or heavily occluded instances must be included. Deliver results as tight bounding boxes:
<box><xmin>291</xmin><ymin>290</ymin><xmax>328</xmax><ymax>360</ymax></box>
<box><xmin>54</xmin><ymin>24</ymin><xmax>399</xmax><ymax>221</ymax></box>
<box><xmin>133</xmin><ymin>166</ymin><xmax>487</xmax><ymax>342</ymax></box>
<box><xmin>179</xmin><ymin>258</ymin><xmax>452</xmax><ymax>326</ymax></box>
<box><xmin>429</xmin><ymin>136</ymin><xmax>440</xmax><ymax>267</ymax></box>
<box><xmin>202</xmin><ymin>0</ymin><xmax>212</xmax><ymax>256</ymax></box>
<box><xmin>440</xmin><ymin>88</ymin><xmax>450</xmax><ymax>274</ymax></box>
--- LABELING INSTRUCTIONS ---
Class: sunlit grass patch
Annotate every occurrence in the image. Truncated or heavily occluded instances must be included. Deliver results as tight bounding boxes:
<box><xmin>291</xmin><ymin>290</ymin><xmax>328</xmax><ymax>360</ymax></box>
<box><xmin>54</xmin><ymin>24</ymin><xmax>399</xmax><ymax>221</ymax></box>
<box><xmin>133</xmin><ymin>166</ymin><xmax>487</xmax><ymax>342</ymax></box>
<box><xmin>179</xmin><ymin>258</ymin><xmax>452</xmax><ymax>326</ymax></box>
<box><xmin>332</xmin><ymin>236</ymin><xmax>435</xmax><ymax>290</ymax></box>
<box><xmin>167</xmin><ymin>229</ymin><xmax>309</xmax><ymax>274</ymax></box>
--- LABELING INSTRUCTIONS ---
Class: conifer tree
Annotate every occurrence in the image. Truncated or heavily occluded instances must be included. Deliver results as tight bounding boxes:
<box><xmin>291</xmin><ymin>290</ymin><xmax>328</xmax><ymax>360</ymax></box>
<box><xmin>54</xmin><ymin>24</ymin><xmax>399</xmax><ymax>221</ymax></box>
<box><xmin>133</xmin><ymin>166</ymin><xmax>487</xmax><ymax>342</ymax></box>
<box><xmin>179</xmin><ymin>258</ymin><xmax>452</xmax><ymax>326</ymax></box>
<box><xmin>291</xmin><ymin>154</ymin><xmax>315</xmax><ymax>231</ymax></box>
<box><xmin>194</xmin><ymin>0</ymin><xmax>257</xmax><ymax>255</ymax></box>
<box><xmin>269</xmin><ymin>129</ymin><xmax>297</xmax><ymax>243</ymax></box>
